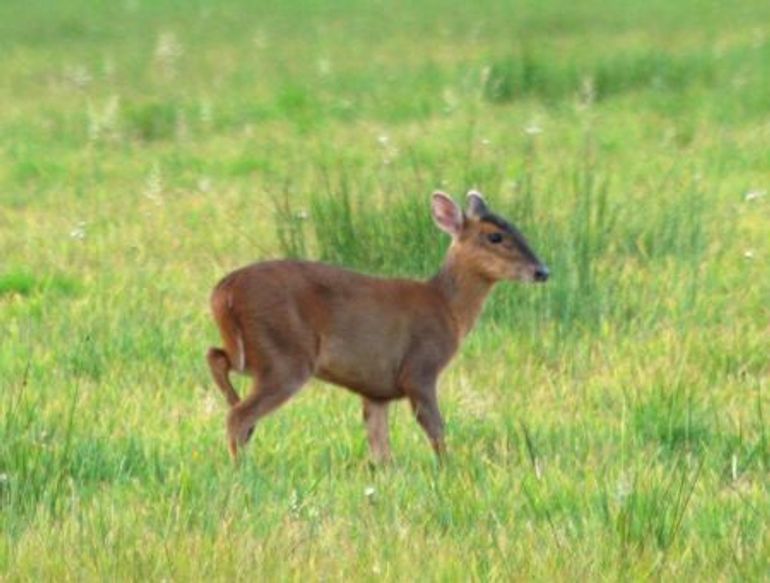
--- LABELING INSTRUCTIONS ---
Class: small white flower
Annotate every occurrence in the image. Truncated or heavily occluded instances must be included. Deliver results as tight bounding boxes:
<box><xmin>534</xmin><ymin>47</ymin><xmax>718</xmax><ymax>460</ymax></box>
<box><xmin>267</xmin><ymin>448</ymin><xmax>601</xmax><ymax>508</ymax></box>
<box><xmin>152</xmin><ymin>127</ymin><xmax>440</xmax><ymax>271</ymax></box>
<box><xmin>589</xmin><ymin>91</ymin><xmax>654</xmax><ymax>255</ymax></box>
<box><xmin>480</xmin><ymin>138</ymin><xmax>491</xmax><ymax>146</ymax></box>
<box><xmin>289</xmin><ymin>489</ymin><xmax>300</xmax><ymax>514</ymax></box>
<box><xmin>615</xmin><ymin>474</ymin><xmax>632</xmax><ymax>502</ymax></box>
<box><xmin>0</xmin><ymin>472</ymin><xmax>9</xmax><ymax>484</ymax></box>
<box><xmin>377</xmin><ymin>134</ymin><xmax>389</xmax><ymax>146</ymax></box>
<box><xmin>197</xmin><ymin>177</ymin><xmax>212</xmax><ymax>193</ymax></box>
<box><xmin>294</xmin><ymin>209</ymin><xmax>309</xmax><ymax>220</ymax></box>
<box><xmin>524</xmin><ymin>123</ymin><xmax>542</xmax><ymax>136</ymax></box>
<box><xmin>744</xmin><ymin>250</ymin><xmax>755</xmax><ymax>259</ymax></box>
<box><xmin>69</xmin><ymin>221</ymin><xmax>86</xmax><ymax>240</ymax></box>
<box><xmin>364</xmin><ymin>486</ymin><xmax>376</xmax><ymax>498</ymax></box>
<box><xmin>744</xmin><ymin>189</ymin><xmax>766</xmax><ymax>201</ymax></box>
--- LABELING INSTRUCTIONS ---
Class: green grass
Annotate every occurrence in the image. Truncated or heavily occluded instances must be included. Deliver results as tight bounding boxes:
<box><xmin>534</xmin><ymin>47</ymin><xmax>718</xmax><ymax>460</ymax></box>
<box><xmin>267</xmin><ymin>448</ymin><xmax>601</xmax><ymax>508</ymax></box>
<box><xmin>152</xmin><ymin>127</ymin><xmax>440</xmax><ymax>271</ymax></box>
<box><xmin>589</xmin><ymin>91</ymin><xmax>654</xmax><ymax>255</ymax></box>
<box><xmin>1</xmin><ymin>0</ymin><xmax>769</xmax><ymax>579</ymax></box>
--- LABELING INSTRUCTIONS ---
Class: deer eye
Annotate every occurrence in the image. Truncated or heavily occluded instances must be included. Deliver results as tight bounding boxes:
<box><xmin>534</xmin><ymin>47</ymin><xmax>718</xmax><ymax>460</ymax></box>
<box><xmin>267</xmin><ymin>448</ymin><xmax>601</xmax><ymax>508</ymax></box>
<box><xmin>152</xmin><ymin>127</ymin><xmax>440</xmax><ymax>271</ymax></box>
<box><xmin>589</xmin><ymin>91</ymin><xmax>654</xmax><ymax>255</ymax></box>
<box><xmin>487</xmin><ymin>232</ymin><xmax>503</xmax><ymax>244</ymax></box>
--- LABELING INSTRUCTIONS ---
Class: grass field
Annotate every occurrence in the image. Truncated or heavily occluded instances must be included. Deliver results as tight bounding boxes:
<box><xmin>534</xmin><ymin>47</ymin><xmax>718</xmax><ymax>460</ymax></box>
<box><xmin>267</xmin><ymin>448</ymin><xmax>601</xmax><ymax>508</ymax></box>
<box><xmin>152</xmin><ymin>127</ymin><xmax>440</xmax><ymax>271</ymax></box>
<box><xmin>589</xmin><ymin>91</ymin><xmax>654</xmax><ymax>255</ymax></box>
<box><xmin>1</xmin><ymin>0</ymin><xmax>769</xmax><ymax>579</ymax></box>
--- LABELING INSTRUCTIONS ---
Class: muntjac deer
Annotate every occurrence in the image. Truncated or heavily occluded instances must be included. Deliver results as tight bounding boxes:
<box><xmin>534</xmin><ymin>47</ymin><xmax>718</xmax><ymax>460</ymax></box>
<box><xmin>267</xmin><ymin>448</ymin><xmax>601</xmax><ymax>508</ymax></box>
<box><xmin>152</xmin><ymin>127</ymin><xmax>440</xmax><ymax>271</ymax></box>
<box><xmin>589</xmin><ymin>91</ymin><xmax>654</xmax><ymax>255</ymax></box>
<box><xmin>207</xmin><ymin>191</ymin><xmax>549</xmax><ymax>462</ymax></box>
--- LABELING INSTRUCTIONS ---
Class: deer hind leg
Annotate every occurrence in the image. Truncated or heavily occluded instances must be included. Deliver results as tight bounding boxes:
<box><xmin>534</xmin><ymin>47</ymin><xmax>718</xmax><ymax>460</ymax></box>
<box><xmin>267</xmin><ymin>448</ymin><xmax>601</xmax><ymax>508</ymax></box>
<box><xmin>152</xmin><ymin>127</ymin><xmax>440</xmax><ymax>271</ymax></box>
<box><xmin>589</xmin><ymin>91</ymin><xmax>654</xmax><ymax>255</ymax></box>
<box><xmin>362</xmin><ymin>398</ymin><xmax>392</xmax><ymax>464</ymax></box>
<box><xmin>209</xmin><ymin>284</ymin><xmax>247</xmax><ymax>407</ymax></box>
<box><xmin>207</xmin><ymin>347</ymin><xmax>241</xmax><ymax>407</ymax></box>
<box><xmin>226</xmin><ymin>362</ymin><xmax>312</xmax><ymax>460</ymax></box>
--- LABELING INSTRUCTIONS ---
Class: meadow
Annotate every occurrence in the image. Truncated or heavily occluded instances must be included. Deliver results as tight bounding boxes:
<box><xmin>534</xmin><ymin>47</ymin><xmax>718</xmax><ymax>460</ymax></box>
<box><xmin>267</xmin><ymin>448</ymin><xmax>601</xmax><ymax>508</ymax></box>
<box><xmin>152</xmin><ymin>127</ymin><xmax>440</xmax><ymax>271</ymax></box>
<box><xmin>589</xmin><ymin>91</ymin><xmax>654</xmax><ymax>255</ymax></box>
<box><xmin>1</xmin><ymin>0</ymin><xmax>769</xmax><ymax>579</ymax></box>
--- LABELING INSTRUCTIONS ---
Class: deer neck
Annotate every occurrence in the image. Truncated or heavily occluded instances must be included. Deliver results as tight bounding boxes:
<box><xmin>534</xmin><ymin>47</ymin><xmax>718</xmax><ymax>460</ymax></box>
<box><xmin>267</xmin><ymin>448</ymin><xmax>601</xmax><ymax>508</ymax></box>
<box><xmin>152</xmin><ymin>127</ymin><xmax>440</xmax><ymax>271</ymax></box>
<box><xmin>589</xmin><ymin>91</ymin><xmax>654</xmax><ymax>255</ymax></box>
<box><xmin>430</xmin><ymin>249</ymin><xmax>495</xmax><ymax>339</ymax></box>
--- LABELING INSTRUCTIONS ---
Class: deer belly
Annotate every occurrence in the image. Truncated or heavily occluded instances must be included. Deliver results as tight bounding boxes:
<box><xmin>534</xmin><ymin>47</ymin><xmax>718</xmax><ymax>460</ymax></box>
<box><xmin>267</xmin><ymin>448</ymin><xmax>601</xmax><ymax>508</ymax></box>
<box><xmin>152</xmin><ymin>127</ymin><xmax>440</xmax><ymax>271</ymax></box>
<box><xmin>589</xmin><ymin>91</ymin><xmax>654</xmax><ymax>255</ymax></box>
<box><xmin>314</xmin><ymin>336</ymin><xmax>404</xmax><ymax>399</ymax></box>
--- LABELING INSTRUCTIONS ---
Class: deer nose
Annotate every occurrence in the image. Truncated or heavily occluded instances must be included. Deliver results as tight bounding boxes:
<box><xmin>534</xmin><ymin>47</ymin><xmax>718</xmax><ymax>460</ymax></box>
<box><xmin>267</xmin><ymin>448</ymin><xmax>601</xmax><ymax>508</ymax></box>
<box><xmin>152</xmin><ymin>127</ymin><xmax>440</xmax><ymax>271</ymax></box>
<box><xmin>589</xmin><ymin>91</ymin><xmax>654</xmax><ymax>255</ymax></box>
<box><xmin>534</xmin><ymin>265</ymin><xmax>550</xmax><ymax>282</ymax></box>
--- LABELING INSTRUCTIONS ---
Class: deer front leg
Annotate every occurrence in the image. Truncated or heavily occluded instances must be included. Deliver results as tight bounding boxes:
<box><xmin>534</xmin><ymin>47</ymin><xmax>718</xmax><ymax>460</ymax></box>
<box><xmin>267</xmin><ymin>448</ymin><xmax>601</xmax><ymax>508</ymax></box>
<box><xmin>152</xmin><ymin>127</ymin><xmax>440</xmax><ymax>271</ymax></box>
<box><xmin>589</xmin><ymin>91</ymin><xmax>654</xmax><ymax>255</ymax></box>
<box><xmin>362</xmin><ymin>398</ymin><xmax>392</xmax><ymax>464</ymax></box>
<box><xmin>408</xmin><ymin>390</ymin><xmax>446</xmax><ymax>460</ymax></box>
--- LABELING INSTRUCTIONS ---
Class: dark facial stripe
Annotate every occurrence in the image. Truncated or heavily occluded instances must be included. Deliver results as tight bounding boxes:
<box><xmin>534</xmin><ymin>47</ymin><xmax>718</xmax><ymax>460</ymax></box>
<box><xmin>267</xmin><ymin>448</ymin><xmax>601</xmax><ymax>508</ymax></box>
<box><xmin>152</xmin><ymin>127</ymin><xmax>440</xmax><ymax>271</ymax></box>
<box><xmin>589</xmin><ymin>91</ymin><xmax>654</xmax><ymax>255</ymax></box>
<box><xmin>480</xmin><ymin>212</ymin><xmax>542</xmax><ymax>265</ymax></box>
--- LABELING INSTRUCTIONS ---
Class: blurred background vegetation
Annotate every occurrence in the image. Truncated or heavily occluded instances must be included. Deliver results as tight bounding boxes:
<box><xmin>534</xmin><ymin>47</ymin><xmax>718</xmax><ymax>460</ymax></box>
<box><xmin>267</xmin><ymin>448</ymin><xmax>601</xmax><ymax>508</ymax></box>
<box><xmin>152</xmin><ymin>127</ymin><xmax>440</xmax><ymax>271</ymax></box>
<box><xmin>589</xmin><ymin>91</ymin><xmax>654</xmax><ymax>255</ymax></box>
<box><xmin>1</xmin><ymin>0</ymin><xmax>768</xmax><ymax>579</ymax></box>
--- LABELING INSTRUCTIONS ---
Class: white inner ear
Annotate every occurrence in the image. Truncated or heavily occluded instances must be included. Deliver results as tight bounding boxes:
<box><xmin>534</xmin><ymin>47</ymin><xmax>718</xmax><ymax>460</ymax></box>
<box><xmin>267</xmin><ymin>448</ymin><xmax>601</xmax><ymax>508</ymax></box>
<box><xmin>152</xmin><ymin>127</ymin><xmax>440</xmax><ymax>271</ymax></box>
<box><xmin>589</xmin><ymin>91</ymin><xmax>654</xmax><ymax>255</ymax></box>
<box><xmin>432</xmin><ymin>194</ymin><xmax>463</xmax><ymax>237</ymax></box>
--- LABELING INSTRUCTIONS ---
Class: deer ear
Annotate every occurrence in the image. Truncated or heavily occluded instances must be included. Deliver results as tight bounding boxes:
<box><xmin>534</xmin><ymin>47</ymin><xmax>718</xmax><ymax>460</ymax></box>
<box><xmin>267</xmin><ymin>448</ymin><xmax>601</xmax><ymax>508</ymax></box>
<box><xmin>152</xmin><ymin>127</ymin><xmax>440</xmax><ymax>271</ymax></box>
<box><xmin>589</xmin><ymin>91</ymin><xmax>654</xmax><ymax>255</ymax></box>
<box><xmin>466</xmin><ymin>190</ymin><xmax>489</xmax><ymax>218</ymax></box>
<box><xmin>431</xmin><ymin>192</ymin><xmax>464</xmax><ymax>237</ymax></box>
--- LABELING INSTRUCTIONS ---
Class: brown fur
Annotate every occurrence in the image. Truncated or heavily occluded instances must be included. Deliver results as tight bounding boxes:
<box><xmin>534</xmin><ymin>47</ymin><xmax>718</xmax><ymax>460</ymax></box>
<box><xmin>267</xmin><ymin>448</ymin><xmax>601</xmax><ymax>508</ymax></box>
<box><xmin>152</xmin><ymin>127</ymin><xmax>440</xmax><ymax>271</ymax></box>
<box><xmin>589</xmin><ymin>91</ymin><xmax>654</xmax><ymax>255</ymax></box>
<box><xmin>207</xmin><ymin>192</ymin><xmax>548</xmax><ymax>461</ymax></box>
